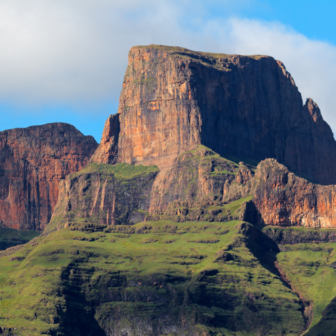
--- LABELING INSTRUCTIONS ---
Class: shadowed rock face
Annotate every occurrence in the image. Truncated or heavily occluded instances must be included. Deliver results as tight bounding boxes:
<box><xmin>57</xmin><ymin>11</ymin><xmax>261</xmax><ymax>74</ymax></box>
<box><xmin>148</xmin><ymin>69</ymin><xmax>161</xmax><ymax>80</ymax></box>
<box><xmin>90</xmin><ymin>114</ymin><xmax>120</xmax><ymax>165</ymax></box>
<box><xmin>92</xmin><ymin>44</ymin><xmax>336</xmax><ymax>185</ymax></box>
<box><xmin>0</xmin><ymin>123</ymin><xmax>98</xmax><ymax>230</ymax></box>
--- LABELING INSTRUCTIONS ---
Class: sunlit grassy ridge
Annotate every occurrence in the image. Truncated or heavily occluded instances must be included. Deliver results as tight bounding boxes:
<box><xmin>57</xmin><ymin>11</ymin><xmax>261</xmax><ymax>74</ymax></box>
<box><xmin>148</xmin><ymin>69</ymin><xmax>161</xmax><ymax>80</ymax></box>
<box><xmin>0</xmin><ymin>221</ymin><xmax>306</xmax><ymax>335</ymax></box>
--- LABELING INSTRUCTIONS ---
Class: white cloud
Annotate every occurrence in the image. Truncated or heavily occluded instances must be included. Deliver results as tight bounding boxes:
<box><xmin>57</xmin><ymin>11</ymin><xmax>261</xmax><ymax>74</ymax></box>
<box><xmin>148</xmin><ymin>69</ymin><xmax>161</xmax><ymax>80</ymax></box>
<box><xmin>204</xmin><ymin>18</ymin><xmax>336</xmax><ymax>132</ymax></box>
<box><xmin>0</xmin><ymin>0</ymin><xmax>336</xmax><ymax>132</ymax></box>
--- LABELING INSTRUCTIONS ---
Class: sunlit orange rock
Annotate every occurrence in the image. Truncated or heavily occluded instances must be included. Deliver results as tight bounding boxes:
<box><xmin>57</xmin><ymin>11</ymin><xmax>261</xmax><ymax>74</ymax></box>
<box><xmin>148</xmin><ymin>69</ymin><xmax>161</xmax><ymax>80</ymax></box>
<box><xmin>252</xmin><ymin>159</ymin><xmax>336</xmax><ymax>228</ymax></box>
<box><xmin>92</xmin><ymin>44</ymin><xmax>336</xmax><ymax>186</ymax></box>
<box><xmin>0</xmin><ymin>123</ymin><xmax>97</xmax><ymax>230</ymax></box>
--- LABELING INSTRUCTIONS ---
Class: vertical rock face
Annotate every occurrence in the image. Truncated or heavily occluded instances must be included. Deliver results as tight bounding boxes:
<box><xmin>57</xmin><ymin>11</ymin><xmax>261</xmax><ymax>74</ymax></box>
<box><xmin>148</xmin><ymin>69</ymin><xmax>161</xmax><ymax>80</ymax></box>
<box><xmin>252</xmin><ymin>159</ymin><xmax>336</xmax><ymax>228</ymax></box>
<box><xmin>48</xmin><ymin>163</ymin><xmax>159</xmax><ymax>232</ymax></box>
<box><xmin>215</xmin><ymin>157</ymin><xmax>336</xmax><ymax>229</ymax></box>
<box><xmin>92</xmin><ymin>45</ymin><xmax>336</xmax><ymax>185</ymax></box>
<box><xmin>90</xmin><ymin>114</ymin><xmax>120</xmax><ymax>165</ymax></box>
<box><xmin>0</xmin><ymin>123</ymin><xmax>98</xmax><ymax>230</ymax></box>
<box><xmin>148</xmin><ymin>146</ymin><xmax>239</xmax><ymax>214</ymax></box>
<box><xmin>117</xmin><ymin>46</ymin><xmax>202</xmax><ymax>169</ymax></box>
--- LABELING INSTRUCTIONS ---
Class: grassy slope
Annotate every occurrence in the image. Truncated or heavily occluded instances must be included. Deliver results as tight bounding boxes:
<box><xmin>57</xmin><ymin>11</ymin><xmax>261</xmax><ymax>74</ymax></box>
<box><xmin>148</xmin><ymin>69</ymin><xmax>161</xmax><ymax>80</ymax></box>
<box><xmin>70</xmin><ymin>162</ymin><xmax>159</xmax><ymax>180</ymax></box>
<box><xmin>277</xmin><ymin>242</ymin><xmax>336</xmax><ymax>332</ymax></box>
<box><xmin>0</xmin><ymin>227</ymin><xmax>40</xmax><ymax>250</ymax></box>
<box><xmin>259</xmin><ymin>226</ymin><xmax>336</xmax><ymax>334</ymax></box>
<box><xmin>2</xmin><ymin>160</ymin><xmax>336</xmax><ymax>335</ymax></box>
<box><xmin>0</xmin><ymin>221</ymin><xmax>305</xmax><ymax>335</ymax></box>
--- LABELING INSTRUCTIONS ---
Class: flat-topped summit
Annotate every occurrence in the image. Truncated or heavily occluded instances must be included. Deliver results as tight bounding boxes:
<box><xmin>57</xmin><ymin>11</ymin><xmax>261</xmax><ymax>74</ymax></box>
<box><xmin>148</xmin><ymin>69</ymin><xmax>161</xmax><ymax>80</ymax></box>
<box><xmin>92</xmin><ymin>44</ymin><xmax>336</xmax><ymax>185</ymax></box>
<box><xmin>132</xmin><ymin>44</ymin><xmax>269</xmax><ymax>61</ymax></box>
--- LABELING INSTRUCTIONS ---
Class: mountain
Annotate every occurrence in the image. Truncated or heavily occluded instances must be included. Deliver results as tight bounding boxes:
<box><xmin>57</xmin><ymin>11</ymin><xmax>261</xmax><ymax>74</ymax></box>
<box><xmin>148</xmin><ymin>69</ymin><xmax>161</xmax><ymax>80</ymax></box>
<box><xmin>92</xmin><ymin>45</ymin><xmax>336</xmax><ymax>185</ymax></box>
<box><xmin>1</xmin><ymin>45</ymin><xmax>336</xmax><ymax>335</ymax></box>
<box><xmin>0</xmin><ymin>123</ymin><xmax>98</xmax><ymax>231</ymax></box>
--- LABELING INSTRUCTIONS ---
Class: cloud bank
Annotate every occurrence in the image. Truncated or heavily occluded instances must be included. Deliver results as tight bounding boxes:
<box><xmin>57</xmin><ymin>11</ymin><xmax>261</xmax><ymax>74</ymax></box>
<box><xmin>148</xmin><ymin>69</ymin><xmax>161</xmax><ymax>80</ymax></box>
<box><xmin>1</xmin><ymin>0</ymin><xmax>336</xmax><ymax>131</ymax></box>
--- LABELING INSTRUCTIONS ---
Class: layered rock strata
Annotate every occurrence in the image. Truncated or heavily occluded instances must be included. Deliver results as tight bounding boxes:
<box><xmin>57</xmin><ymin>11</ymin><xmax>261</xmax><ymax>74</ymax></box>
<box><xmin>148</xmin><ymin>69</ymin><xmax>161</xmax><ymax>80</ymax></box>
<box><xmin>143</xmin><ymin>145</ymin><xmax>336</xmax><ymax>229</ymax></box>
<box><xmin>0</xmin><ymin>123</ymin><xmax>97</xmax><ymax>230</ymax></box>
<box><xmin>48</xmin><ymin>163</ymin><xmax>159</xmax><ymax>232</ymax></box>
<box><xmin>92</xmin><ymin>44</ymin><xmax>336</xmax><ymax>185</ymax></box>
<box><xmin>90</xmin><ymin>114</ymin><xmax>119</xmax><ymax>165</ymax></box>
<box><xmin>251</xmin><ymin>159</ymin><xmax>336</xmax><ymax>228</ymax></box>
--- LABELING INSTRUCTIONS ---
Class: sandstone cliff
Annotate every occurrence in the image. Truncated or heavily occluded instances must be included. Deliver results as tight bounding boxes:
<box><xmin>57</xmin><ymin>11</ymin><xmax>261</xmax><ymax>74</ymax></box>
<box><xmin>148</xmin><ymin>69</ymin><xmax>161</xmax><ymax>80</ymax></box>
<box><xmin>48</xmin><ymin>162</ymin><xmax>159</xmax><ymax>232</ymax></box>
<box><xmin>167</xmin><ymin>154</ymin><xmax>336</xmax><ymax>229</ymax></box>
<box><xmin>251</xmin><ymin>159</ymin><xmax>336</xmax><ymax>228</ymax></box>
<box><xmin>136</xmin><ymin>144</ymin><xmax>336</xmax><ymax>229</ymax></box>
<box><xmin>90</xmin><ymin>114</ymin><xmax>119</xmax><ymax>165</ymax></box>
<box><xmin>92</xmin><ymin>44</ymin><xmax>336</xmax><ymax>185</ymax></box>
<box><xmin>0</xmin><ymin>123</ymin><xmax>97</xmax><ymax>230</ymax></box>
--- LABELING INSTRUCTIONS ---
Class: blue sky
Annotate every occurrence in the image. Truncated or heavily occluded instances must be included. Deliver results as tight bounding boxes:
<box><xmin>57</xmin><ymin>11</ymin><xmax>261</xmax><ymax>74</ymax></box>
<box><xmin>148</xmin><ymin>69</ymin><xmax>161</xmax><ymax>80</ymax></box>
<box><xmin>1</xmin><ymin>0</ymin><xmax>336</xmax><ymax>142</ymax></box>
<box><xmin>207</xmin><ymin>1</ymin><xmax>336</xmax><ymax>43</ymax></box>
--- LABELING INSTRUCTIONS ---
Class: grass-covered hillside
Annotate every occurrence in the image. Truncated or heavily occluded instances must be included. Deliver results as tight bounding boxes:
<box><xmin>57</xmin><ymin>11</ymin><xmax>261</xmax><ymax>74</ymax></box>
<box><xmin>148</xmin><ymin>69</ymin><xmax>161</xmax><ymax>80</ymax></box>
<box><xmin>2</xmin><ymin>161</ymin><xmax>336</xmax><ymax>335</ymax></box>
<box><xmin>0</xmin><ymin>220</ymin><xmax>307</xmax><ymax>336</ymax></box>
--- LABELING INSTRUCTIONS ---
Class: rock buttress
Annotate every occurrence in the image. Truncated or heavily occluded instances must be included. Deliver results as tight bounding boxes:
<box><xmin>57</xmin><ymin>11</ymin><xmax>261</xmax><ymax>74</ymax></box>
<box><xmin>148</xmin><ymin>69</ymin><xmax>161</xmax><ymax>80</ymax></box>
<box><xmin>93</xmin><ymin>45</ymin><xmax>336</xmax><ymax>185</ymax></box>
<box><xmin>252</xmin><ymin>159</ymin><xmax>336</xmax><ymax>228</ymax></box>
<box><xmin>47</xmin><ymin>163</ymin><xmax>159</xmax><ymax>232</ymax></box>
<box><xmin>90</xmin><ymin>114</ymin><xmax>120</xmax><ymax>165</ymax></box>
<box><xmin>0</xmin><ymin>123</ymin><xmax>98</xmax><ymax>230</ymax></box>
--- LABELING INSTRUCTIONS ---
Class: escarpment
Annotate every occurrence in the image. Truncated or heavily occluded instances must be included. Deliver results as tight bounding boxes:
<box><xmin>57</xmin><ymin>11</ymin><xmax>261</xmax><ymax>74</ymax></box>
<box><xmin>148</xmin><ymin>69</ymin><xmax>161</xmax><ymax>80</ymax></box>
<box><xmin>48</xmin><ymin>162</ymin><xmax>159</xmax><ymax>232</ymax></box>
<box><xmin>4</xmin><ymin>45</ymin><xmax>336</xmax><ymax>336</ymax></box>
<box><xmin>140</xmin><ymin>145</ymin><xmax>336</xmax><ymax>229</ymax></box>
<box><xmin>92</xmin><ymin>44</ymin><xmax>336</xmax><ymax>185</ymax></box>
<box><xmin>251</xmin><ymin>159</ymin><xmax>336</xmax><ymax>228</ymax></box>
<box><xmin>0</xmin><ymin>123</ymin><xmax>98</xmax><ymax>230</ymax></box>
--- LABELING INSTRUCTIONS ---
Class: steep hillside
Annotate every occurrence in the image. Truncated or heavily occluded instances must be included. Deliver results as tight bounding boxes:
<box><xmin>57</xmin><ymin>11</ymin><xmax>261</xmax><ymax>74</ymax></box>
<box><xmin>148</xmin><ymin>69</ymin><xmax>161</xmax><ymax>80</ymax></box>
<box><xmin>2</xmin><ymin>159</ymin><xmax>336</xmax><ymax>335</ymax></box>
<box><xmin>3</xmin><ymin>45</ymin><xmax>336</xmax><ymax>335</ymax></box>
<box><xmin>0</xmin><ymin>123</ymin><xmax>98</xmax><ymax>231</ymax></box>
<box><xmin>0</xmin><ymin>216</ymin><xmax>307</xmax><ymax>335</ymax></box>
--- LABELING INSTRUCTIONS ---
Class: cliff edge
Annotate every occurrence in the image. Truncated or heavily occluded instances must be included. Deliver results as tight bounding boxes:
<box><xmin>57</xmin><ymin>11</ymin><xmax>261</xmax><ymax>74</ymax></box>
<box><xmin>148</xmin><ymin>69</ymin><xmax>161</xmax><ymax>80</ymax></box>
<box><xmin>92</xmin><ymin>44</ymin><xmax>336</xmax><ymax>185</ymax></box>
<box><xmin>0</xmin><ymin>123</ymin><xmax>98</xmax><ymax>230</ymax></box>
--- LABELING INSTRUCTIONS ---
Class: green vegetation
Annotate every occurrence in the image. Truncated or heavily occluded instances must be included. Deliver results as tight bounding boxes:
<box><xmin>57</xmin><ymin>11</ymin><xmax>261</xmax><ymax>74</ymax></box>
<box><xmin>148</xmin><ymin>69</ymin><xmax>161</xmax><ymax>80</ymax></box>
<box><xmin>277</xmin><ymin>243</ymin><xmax>336</xmax><ymax>331</ymax></box>
<box><xmin>0</xmin><ymin>227</ymin><xmax>40</xmax><ymax>250</ymax></box>
<box><xmin>133</xmin><ymin>44</ymin><xmax>268</xmax><ymax>62</ymax></box>
<box><xmin>2</xmin><ymin>152</ymin><xmax>336</xmax><ymax>335</ymax></box>
<box><xmin>258</xmin><ymin>226</ymin><xmax>336</xmax><ymax>334</ymax></box>
<box><xmin>207</xmin><ymin>196</ymin><xmax>253</xmax><ymax>214</ymax></box>
<box><xmin>0</xmin><ymin>221</ymin><xmax>306</xmax><ymax>335</ymax></box>
<box><xmin>70</xmin><ymin>162</ymin><xmax>159</xmax><ymax>180</ymax></box>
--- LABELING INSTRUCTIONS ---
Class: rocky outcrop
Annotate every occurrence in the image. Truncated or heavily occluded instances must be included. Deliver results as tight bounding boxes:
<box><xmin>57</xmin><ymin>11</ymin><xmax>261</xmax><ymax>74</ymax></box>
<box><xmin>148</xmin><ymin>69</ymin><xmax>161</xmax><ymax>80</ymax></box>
<box><xmin>92</xmin><ymin>44</ymin><xmax>336</xmax><ymax>185</ymax></box>
<box><xmin>90</xmin><ymin>114</ymin><xmax>119</xmax><ymax>165</ymax></box>
<box><xmin>47</xmin><ymin>163</ymin><xmax>159</xmax><ymax>232</ymax></box>
<box><xmin>143</xmin><ymin>146</ymin><xmax>336</xmax><ymax>229</ymax></box>
<box><xmin>251</xmin><ymin>159</ymin><xmax>336</xmax><ymax>228</ymax></box>
<box><xmin>149</xmin><ymin>146</ymin><xmax>239</xmax><ymax>213</ymax></box>
<box><xmin>219</xmin><ymin>158</ymin><xmax>336</xmax><ymax>228</ymax></box>
<box><xmin>0</xmin><ymin>123</ymin><xmax>97</xmax><ymax>230</ymax></box>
